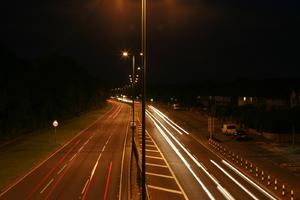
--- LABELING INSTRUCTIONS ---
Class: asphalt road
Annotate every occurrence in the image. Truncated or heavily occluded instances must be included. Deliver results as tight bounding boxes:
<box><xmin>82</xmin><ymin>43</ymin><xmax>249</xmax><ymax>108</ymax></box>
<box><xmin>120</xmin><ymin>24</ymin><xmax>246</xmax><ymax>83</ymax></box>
<box><xmin>143</xmin><ymin>105</ymin><xmax>280</xmax><ymax>200</ymax></box>
<box><xmin>0</xmin><ymin>100</ymin><xmax>131</xmax><ymax>200</ymax></box>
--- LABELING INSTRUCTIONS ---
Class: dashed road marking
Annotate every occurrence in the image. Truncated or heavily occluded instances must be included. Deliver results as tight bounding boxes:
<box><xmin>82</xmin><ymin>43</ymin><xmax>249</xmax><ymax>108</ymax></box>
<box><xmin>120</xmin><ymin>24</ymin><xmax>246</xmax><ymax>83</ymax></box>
<box><xmin>148</xmin><ymin>185</ymin><xmax>183</xmax><ymax>194</ymax></box>
<box><xmin>146</xmin><ymin>155</ymin><xmax>164</xmax><ymax>160</ymax></box>
<box><xmin>57</xmin><ymin>164</ymin><xmax>67</xmax><ymax>175</ymax></box>
<box><xmin>40</xmin><ymin>178</ymin><xmax>54</xmax><ymax>194</ymax></box>
<box><xmin>146</xmin><ymin>172</ymin><xmax>174</xmax><ymax>179</ymax></box>
<box><xmin>145</xmin><ymin>149</ymin><xmax>159</xmax><ymax>153</ymax></box>
<box><xmin>146</xmin><ymin>163</ymin><xmax>168</xmax><ymax>168</ymax></box>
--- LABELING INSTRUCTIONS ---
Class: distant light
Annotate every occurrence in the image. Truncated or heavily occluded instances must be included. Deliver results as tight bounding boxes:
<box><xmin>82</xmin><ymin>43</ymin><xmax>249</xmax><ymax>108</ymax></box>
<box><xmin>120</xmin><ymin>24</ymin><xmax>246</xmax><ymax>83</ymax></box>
<box><xmin>140</xmin><ymin>52</ymin><xmax>143</xmax><ymax>56</ymax></box>
<box><xmin>122</xmin><ymin>51</ymin><xmax>129</xmax><ymax>57</ymax></box>
<box><xmin>137</xmin><ymin>67</ymin><xmax>141</xmax><ymax>70</ymax></box>
<box><xmin>53</xmin><ymin>120</ymin><xmax>58</xmax><ymax>128</ymax></box>
<box><xmin>243</xmin><ymin>97</ymin><xmax>246</xmax><ymax>102</ymax></box>
<box><xmin>150</xmin><ymin>98</ymin><xmax>154</xmax><ymax>102</ymax></box>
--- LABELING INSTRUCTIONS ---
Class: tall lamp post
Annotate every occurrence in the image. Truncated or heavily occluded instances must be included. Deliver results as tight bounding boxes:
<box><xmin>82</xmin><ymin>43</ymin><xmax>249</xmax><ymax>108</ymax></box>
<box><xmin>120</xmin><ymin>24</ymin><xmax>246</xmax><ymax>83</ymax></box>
<box><xmin>122</xmin><ymin>52</ymin><xmax>136</xmax><ymax>154</ymax></box>
<box><xmin>141</xmin><ymin>0</ymin><xmax>147</xmax><ymax>199</ymax></box>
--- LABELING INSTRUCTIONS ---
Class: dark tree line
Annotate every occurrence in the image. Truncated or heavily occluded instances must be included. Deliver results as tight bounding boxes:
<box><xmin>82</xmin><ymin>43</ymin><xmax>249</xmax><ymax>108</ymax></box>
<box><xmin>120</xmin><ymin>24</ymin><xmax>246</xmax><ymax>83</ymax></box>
<box><xmin>0</xmin><ymin>47</ymin><xmax>108</xmax><ymax>139</ymax></box>
<box><xmin>214</xmin><ymin>105</ymin><xmax>300</xmax><ymax>133</ymax></box>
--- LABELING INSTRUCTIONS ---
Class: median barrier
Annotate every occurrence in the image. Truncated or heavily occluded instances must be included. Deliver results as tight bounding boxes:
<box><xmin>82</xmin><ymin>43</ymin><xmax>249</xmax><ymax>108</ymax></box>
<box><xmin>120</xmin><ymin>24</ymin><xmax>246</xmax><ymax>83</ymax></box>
<box><xmin>282</xmin><ymin>184</ymin><xmax>286</xmax><ymax>196</ymax></box>
<box><xmin>207</xmin><ymin>138</ymin><xmax>298</xmax><ymax>200</ymax></box>
<box><xmin>291</xmin><ymin>189</ymin><xmax>294</xmax><ymax>200</ymax></box>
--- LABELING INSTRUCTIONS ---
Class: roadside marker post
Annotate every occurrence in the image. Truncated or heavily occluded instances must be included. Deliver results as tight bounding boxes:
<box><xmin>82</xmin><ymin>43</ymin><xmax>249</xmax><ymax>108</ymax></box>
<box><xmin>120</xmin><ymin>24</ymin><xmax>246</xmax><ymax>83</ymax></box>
<box><xmin>282</xmin><ymin>184</ymin><xmax>286</xmax><ymax>196</ymax></box>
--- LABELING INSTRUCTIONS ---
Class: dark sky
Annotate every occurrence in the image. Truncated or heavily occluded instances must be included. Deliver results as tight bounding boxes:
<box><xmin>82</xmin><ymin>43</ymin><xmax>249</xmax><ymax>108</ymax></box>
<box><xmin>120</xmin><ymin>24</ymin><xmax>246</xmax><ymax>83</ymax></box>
<box><xmin>1</xmin><ymin>0</ymin><xmax>299</xmax><ymax>85</ymax></box>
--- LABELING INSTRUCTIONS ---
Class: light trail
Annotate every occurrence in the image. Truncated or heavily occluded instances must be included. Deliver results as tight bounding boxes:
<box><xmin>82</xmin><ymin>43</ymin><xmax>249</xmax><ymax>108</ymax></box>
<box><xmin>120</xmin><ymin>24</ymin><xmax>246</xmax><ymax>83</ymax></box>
<box><xmin>211</xmin><ymin>160</ymin><xmax>259</xmax><ymax>200</ymax></box>
<box><xmin>222</xmin><ymin>160</ymin><xmax>277</xmax><ymax>200</ymax></box>
<box><xmin>147</xmin><ymin>110</ymin><xmax>235</xmax><ymax>200</ymax></box>
<box><xmin>149</xmin><ymin>105</ymin><xmax>190</xmax><ymax>135</ymax></box>
<box><xmin>147</xmin><ymin>111</ymin><xmax>215</xmax><ymax>200</ymax></box>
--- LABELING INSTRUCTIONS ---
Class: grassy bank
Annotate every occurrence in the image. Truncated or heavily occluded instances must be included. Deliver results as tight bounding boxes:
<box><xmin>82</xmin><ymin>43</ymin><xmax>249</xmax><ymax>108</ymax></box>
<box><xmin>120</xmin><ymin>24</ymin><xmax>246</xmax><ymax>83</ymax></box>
<box><xmin>0</xmin><ymin>104</ymin><xmax>111</xmax><ymax>190</ymax></box>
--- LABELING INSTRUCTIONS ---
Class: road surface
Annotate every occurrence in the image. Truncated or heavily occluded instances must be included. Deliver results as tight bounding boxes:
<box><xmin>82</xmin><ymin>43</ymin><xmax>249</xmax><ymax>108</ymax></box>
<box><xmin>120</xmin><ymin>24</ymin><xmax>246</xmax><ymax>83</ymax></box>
<box><xmin>141</xmin><ymin>105</ymin><xmax>280</xmax><ymax>200</ymax></box>
<box><xmin>0</xmin><ymin>101</ymin><xmax>131</xmax><ymax>200</ymax></box>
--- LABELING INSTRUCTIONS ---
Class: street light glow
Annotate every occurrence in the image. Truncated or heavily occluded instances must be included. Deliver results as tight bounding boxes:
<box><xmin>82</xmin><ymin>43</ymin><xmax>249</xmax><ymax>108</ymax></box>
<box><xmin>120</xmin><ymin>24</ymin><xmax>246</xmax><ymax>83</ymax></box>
<box><xmin>122</xmin><ymin>51</ymin><xmax>129</xmax><ymax>57</ymax></box>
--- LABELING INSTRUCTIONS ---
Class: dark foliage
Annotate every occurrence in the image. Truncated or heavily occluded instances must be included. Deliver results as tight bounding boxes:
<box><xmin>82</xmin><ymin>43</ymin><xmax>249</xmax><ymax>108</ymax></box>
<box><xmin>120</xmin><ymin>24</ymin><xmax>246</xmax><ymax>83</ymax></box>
<box><xmin>0</xmin><ymin>47</ymin><xmax>108</xmax><ymax>139</ymax></box>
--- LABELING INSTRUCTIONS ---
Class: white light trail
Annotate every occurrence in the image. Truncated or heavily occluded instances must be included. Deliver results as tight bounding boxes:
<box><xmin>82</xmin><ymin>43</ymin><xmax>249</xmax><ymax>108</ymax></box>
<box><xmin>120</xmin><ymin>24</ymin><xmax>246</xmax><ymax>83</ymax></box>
<box><xmin>222</xmin><ymin>160</ymin><xmax>277</xmax><ymax>200</ymax></box>
<box><xmin>211</xmin><ymin>160</ymin><xmax>259</xmax><ymax>200</ymax></box>
<box><xmin>146</xmin><ymin>111</ymin><xmax>215</xmax><ymax>200</ymax></box>
<box><xmin>149</xmin><ymin>105</ymin><xmax>189</xmax><ymax>135</ymax></box>
<box><xmin>147</xmin><ymin>110</ymin><xmax>235</xmax><ymax>199</ymax></box>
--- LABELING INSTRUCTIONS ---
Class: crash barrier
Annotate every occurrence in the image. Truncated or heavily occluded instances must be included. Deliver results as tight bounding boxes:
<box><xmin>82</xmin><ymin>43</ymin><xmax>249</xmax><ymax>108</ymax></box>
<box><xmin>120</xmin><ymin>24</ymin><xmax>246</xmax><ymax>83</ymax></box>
<box><xmin>208</xmin><ymin>138</ymin><xmax>297</xmax><ymax>200</ymax></box>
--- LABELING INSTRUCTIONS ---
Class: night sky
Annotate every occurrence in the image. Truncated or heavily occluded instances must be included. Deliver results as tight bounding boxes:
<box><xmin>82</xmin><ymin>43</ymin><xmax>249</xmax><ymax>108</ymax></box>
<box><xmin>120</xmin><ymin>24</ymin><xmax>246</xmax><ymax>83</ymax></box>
<box><xmin>1</xmin><ymin>0</ymin><xmax>299</xmax><ymax>85</ymax></box>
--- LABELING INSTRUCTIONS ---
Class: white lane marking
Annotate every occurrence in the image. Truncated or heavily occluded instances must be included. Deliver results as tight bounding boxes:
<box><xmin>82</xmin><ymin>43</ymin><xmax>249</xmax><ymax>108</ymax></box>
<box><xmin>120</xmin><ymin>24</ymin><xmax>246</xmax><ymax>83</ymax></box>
<box><xmin>146</xmin><ymin>112</ymin><xmax>215</xmax><ymax>200</ymax></box>
<box><xmin>146</xmin><ymin>155</ymin><xmax>164</xmax><ymax>160</ymax></box>
<box><xmin>78</xmin><ymin>145</ymin><xmax>84</xmax><ymax>153</ymax></box>
<box><xmin>149</xmin><ymin>106</ymin><xmax>189</xmax><ymax>135</ymax></box>
<box><xmin>148</xmin><ymin>185</ymin><xmax>182</xmax><ymax>194</ymax></box>
<box><xmin>145</xmin><ymin>130</ymin><xmax>189</xmax><ymax>200</ymax></box>
<box><xmin>211</xmin><ymin>160</ymin><xmax>259</xmax><ymax>200</ymax></box>
<box><xmin>0</xmin><ymin>105</ymin><xmax>114</xmax><ymax>197</ymax></box>
<box><xmin>57</xmin><ymin>164</ymin><xmax>67</xmax><ymax>175</ymax></box>
<box><xmin>146</xmin><ymin>172</ymin><xmax>174</xmax><ymax>179</ymax></box>
<box><xmin>69</xmin><ymin>153</ymin><xmax>77</xmax><ymax>162</ymax></box>
<box><xmin>119</xmin><ymin>117</ymin><xmax>130</xmax><ymax>200</ymax></box>
<box><xmin>145</xmin><ymin>149</ymin><xmax>159</xmax><ymax>153</ymax></box>
<box><xmin>146</xmin><ymin>163</ymin><xmax>168</xmax><ymax>168</ymax></box>
<box><xmin>147</xmin><ymin>111</ymin><xmax>234</xmax><ymax>200</ymax></box>
<box><xmin>81</xmin><ymin>178</ymin><xmax>90</xmax><ymax>195</ymax></box>
<box><xmin>81</xmin><ymin>134</ymin><xmax>113</xmax><ymax>195</ymax></box>
<box><xmin>40</xmin><ymin>178</ymin><xmax>54</xmax><ymax>194</ymax></box>
<box><xmin>222</xmin><ymin>160</ymin><xmax>278</xmax><ymax>200</ymax></box>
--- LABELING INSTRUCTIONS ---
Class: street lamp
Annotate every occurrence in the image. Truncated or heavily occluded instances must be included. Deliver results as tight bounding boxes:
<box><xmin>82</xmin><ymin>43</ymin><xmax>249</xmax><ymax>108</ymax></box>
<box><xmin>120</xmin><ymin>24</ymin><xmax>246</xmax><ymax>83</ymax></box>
<box><xmin>122</xmin><ymin>51</ymin><xmax>136</xmax><ymax>160</ymax></box>
<box><xmin>52</xmin><ymin>120</ymin><xmax>58</xmax><ymax>144</ymax></box>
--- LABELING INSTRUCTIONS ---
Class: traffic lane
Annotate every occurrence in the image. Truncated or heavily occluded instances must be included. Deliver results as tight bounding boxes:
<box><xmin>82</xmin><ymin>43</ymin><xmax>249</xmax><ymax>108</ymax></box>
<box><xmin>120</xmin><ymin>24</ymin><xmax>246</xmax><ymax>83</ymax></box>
<box><xmin>146</xmin><ymin>112</ymin><xmax>258</xmax><ymax>199</ymax></box>
<box><xmin>135</xmin><ymin>127</ymin><xmax>188</xmax><ymax>200</ymax></box>
<box><xmin>0</xmin><ymin>102</ymin><xmax>120</xmax><ymax>200</ymax></box>
<box><xmin>145</xmin><ymin>117</ymin><xmax>226</xmax><ymax>200</ymax></box>
<box><xmin>40</xmin><ymin>102</ymin><xmax>129</xmax><ymax>200</ymax></box>
<box><xmin>83</xmin><ymin>105</ymin><xmax>131</xmax><ymax>200</ymax></box>
<box><xmin>32</xmin><ymin>102</ymin><xmax>124</xmax><ymax>200</ymax></box>
<box><xmin>148</xmin><ymin>107</ymin><xmax>276</xmax><ymax>200</ymax></box>
<box><xmin>40</xmin><ymin>114</ymin><xmax>119</xmax><ymax>200</ymax></box>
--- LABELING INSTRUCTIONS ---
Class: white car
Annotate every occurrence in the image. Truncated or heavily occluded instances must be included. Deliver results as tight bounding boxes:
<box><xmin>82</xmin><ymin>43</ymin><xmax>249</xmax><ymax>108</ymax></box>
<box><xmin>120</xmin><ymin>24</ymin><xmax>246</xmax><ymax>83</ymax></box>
<box><xmin>222</xmin><ymin>124</ymin><xmax>237</xmax><ymax>135</ymax></box>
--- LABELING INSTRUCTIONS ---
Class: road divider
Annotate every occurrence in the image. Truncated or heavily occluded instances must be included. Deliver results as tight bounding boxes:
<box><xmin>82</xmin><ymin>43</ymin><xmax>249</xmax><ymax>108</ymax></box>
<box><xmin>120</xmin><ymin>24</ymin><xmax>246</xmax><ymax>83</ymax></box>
<box><xmin>208</xmin><ymin>138</ymin><xmax>296</xmax><ymax>200</ymax></box>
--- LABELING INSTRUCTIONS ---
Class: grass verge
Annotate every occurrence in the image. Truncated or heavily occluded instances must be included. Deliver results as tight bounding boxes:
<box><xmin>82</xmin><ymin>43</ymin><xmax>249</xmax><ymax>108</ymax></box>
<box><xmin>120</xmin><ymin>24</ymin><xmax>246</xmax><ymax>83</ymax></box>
<box><xmin>0</xmin><ymin>104</ymin><xmax>111</xmax><ymax>190</ymax></box>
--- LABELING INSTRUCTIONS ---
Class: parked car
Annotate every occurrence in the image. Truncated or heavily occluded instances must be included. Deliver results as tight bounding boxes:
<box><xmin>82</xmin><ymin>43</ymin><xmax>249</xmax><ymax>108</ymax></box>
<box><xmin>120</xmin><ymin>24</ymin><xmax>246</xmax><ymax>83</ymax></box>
<box><xmin>221</xmin><ymin>124</ymin><xmax>237</xmax><ymax>135</ymax></box>
<box><xmin>231</xmin><ymin>132</ymin><xmax>252</xmax><ymax>141</ymax></box>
